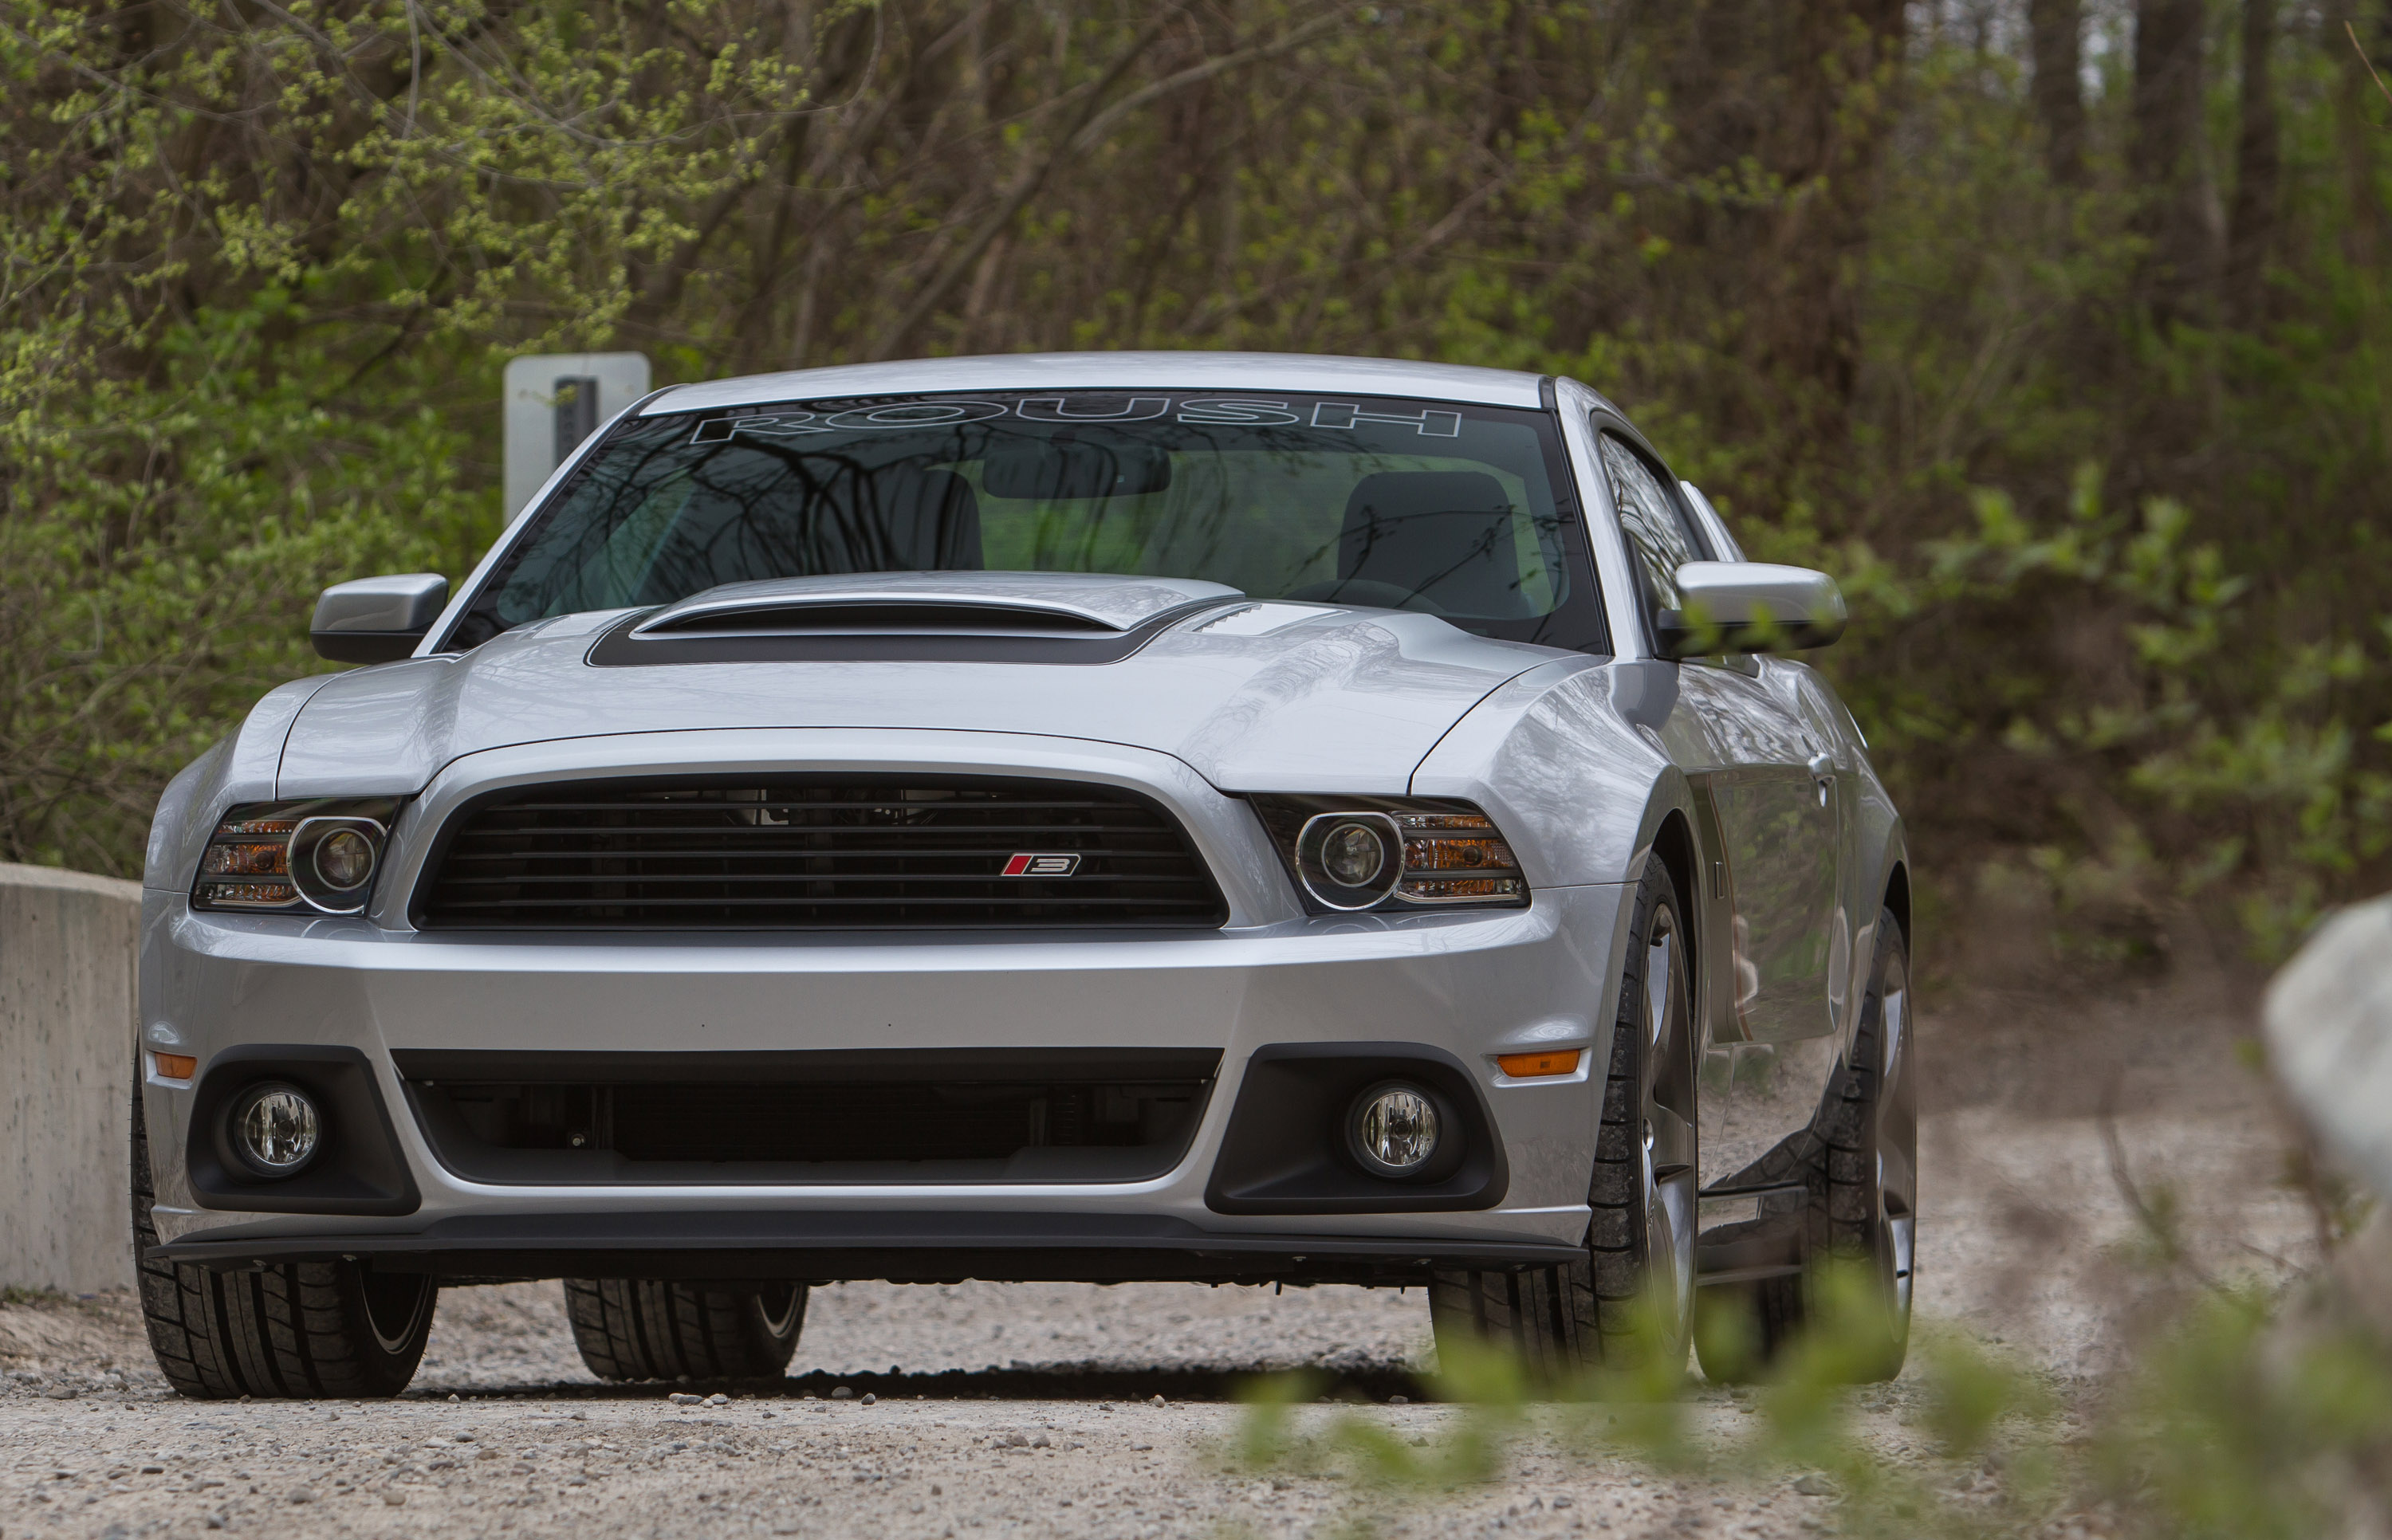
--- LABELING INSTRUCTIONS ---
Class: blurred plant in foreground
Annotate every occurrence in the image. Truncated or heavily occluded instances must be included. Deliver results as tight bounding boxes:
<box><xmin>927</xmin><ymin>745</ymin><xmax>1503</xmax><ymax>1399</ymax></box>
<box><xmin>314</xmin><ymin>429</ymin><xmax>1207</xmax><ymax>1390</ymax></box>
<box><xmin>1233</xmin><ymin>1254</ymin><xmax>2392</xmax><ymax>1539</ymax></box>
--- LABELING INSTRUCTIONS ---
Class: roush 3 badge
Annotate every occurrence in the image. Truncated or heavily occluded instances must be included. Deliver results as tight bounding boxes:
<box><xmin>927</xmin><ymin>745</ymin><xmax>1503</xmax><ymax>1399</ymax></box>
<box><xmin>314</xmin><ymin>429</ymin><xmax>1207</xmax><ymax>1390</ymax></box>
<box><xmin>1001</xmin><ymin>853</ymin><xmax>1081</xmax><ymax>877</ymax></box>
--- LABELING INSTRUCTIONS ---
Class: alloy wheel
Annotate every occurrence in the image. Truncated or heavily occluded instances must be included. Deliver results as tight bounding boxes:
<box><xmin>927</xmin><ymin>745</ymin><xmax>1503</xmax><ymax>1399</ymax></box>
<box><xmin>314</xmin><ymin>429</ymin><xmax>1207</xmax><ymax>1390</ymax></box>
<box><xmin>1640</xmin><ymin>902</ymin><xmax>1699</xmax><ymax>1365</ymax></box>
<box><xmin>1873</xmin><ymin>947</ymin><xmax>1917</xmax><ymax>1342</ymax></box>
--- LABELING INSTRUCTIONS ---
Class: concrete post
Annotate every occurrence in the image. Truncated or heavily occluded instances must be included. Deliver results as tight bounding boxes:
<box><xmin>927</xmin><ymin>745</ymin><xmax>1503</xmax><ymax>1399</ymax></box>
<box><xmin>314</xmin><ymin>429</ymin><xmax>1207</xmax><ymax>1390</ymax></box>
<box><xmin>0</xmin><ymin>863</ymin><xmax>140</xmax><ymax>1292</ymax></box>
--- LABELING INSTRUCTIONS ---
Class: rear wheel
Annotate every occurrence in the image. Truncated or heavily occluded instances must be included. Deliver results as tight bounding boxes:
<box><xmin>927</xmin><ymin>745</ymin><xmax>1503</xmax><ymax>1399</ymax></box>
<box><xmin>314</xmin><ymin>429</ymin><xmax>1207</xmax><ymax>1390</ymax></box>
<box><xmin>1428</xmin><ymin>857</ymin><xmax>1698</xmax><ymax>1380</ymax></box>
<box><xmin>1696</xmin><ymin>905</ymin><xmax>1914</xmax><ymax>1381</ymax></box>
<box><xmin>1834</xmin><ymin>909</ymin><xmax>1916</xmax><ymax>1378</ymax></box>
<box><xmin>564</xmin><ymin>1278</ymin><xmax>807</xmax><ymax>1383</ymax></box>
<box><xmin>131</xmin><ymin>1077</ymin><xmax>435</xmax><ymax>1398</ymax></box>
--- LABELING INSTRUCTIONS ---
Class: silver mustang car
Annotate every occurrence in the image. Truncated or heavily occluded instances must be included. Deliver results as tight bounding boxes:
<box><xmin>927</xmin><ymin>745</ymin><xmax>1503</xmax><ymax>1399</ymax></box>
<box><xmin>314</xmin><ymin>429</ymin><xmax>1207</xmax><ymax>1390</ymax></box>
<box><xmin>131</xmin><ymin>352</ymin><xmax>1913</xmax><ymax>1399</ymax></box>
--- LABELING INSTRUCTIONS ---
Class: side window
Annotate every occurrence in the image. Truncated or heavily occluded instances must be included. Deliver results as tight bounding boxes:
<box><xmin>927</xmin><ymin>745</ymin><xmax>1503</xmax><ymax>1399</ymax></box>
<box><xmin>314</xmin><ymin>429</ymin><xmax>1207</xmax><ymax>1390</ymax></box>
<box><xmin>1679</xmin><ymin>480</ymin><xmax>1746</xmax><ymax>561</ymax></box>
<box><xmin>1597</xmin><ymin>430</ymin><xmax>1709</xmax><ymax>614</ymax></box>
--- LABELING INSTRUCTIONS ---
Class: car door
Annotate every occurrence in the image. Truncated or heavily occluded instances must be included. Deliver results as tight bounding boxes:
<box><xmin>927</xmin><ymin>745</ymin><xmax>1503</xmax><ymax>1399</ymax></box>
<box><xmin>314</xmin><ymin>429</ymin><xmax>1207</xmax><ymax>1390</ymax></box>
<box><xmin>1596</xmin><ymin>432</ymin><xmax>1840</xmax><ymax>1043</ymax></box>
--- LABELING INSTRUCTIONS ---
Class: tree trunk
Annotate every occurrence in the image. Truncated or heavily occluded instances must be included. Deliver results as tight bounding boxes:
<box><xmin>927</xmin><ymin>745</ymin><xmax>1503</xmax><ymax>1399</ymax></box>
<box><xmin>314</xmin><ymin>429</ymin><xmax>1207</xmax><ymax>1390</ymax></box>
<box><xmin>2028</xmin><ymin>0</ymin><xmax>2087</xmax><ymax>186</ymax></box>
<box><xmin>2130</xmin><ymin>0</ymin><xmax>2223</xmax><ymax>322</ymax></box>
<box><xmin>2333</xmin><ymin>0</ymin><xmax>2391</xmax><ymax>456</ymax></box>
<box><xmin>2226</xmin><ymin>0</ymin><xmax>2281</xmax><ymax>324</ymax></box>
<box><xmin>2335</xmin><ymin>0</ymin><xmax>2390</xmax><ymax>277</ymax></box>
<box><xmin>1759</xmin><ymin>0</ymin><xmax>1909</xmax><ymax>473</ymax></box>
<box><xmin>1653</xmin><ymin>0</ymin><xmax>1908</xmax><ymax>490</ymax></box>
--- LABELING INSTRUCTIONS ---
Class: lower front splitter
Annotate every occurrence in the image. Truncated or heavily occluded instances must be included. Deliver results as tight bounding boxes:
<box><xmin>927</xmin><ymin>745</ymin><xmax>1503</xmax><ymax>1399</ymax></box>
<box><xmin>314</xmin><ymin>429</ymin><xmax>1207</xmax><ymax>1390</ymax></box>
<box><xmin>144</xmin><ymin>1207</ymin><xmax>1586</xmax><ymax>1286</ymax></box>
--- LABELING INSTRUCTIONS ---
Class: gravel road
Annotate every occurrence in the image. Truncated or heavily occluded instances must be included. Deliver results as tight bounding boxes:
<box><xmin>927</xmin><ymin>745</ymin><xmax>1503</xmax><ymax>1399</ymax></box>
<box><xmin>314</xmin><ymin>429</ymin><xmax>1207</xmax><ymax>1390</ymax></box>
<box><xmin>0</xmin><ymin>972</ymin><xmax>2315</xmax><ymax>1538</ymax></box>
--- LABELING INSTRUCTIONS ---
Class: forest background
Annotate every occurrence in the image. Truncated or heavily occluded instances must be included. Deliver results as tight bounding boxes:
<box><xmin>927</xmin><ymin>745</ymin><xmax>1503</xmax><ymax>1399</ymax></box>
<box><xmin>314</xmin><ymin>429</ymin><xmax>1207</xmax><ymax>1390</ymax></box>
<box><xmin>4</xmin><ymin>0</ymin><xmax>2388</xmax><ymax>978</ymax></box>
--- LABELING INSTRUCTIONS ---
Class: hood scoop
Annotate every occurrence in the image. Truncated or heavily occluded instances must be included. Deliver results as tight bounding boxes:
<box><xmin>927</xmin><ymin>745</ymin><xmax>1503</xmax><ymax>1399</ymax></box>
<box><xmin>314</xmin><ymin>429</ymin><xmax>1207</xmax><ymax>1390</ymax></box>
<box><xmin>593</xmin><ymin>572</ymin><xmax>1244</xmax><ymax>667</ymax></box>
<box><xmin>645</xmin><ymin>599</ymin><xmax>1123</xmax><ymax>636</ymax></box>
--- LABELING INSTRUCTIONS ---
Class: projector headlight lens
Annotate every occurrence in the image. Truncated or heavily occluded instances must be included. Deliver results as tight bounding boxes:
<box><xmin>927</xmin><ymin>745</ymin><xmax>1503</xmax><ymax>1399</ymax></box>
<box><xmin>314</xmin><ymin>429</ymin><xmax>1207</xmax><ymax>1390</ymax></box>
<box><xmin>230</xmin><ymin>1083</ymin><xmax>321</xmax><ymax>1177</ymax></box>
<box><xmin>1293</xmin><ymin>812</ymin><xmax>1402</xmax><ymax>909</ymax></box>
<box><xmin>313</xmin><ymin>827</ymin><xmax>377</xmax><ymax>890</ymax></box>
<box><xmin>1351</xmin><ymin>1082</ymin><xmax>1442</xmax><ymax>1177</ymax></box>
<box><xmin>1253</xmin><ymin>796</ymin><xmax>1528</xmax><ymax>913</ymax></box>
<box><xmin>1322</xmin><ymin>821</ymin><xmax>1387</xmax><ymax>886</ymax></box>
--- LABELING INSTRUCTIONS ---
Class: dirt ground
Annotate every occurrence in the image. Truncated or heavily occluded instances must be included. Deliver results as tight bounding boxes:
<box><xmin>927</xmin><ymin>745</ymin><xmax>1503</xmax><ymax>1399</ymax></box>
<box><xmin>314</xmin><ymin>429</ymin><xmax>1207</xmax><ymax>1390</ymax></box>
<box><xmin>0</xmin><ymin>960</ymin><xmax>2319</xmax><ymax>1540</ymax></box>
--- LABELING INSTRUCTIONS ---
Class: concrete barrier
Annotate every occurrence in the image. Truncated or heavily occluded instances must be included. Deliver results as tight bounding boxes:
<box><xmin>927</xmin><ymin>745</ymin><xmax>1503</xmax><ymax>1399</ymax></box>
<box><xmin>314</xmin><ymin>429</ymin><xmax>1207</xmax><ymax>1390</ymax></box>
<box><xmin>0</xmin><ymin>862</ymin><xmax>139</xmax><ymax>1292</ymax></box>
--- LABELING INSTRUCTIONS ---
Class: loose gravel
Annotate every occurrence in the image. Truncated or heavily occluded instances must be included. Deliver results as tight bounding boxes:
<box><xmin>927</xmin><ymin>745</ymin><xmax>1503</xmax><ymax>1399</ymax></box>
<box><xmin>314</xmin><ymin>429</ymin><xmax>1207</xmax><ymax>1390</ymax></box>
<box><xmin>0</xmin><ymin>973</ymin><xmax>2314</xmax><ymax>1538</ymax></box>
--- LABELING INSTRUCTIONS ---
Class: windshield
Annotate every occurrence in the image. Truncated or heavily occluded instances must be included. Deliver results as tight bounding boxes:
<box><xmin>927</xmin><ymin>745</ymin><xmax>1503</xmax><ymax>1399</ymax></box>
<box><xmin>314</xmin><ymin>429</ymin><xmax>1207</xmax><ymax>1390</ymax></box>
<box><xmin>450</xmin><ymin>390</ymin><xmax>1607</xmax><ymax>651</ymax></box>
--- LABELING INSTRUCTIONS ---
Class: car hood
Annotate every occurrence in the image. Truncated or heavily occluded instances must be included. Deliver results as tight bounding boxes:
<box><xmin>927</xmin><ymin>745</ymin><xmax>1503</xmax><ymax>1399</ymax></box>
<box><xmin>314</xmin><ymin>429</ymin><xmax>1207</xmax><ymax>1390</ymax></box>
<box><xmin>276</xmin><ymin>574</ymin><xmax>1570</xmax><ymax>796</ymax></box>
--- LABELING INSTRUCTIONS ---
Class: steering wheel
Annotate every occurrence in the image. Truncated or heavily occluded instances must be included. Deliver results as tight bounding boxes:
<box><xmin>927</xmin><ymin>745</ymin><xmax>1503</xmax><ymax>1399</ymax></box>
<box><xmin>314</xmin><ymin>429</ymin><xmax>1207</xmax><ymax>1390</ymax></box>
<box><xmin>1282</xmin><ymin>578</ymin><xmax>1455</xmax><ymax>619</ymax></box>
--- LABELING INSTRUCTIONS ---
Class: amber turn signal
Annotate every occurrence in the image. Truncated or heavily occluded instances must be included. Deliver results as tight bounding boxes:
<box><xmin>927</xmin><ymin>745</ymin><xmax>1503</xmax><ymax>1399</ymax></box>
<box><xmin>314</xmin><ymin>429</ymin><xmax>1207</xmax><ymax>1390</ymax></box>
<box><xmin>1495</xmin><ymin>1049</ymin><xmax>1581</xmax><ymax>1078</ymax></box>
<box><xmin>151</xmin><ymin>1052</ymin><xmax>197</xmax><ymax>1080</ymax></box>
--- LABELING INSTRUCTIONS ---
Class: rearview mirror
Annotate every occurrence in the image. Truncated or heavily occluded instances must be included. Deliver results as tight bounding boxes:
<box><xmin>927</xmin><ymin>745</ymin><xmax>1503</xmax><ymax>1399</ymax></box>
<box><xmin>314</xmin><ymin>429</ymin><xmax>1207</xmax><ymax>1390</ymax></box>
<box><xmin>310</xmin><ymin>573</ymin><xmax>449</xmax><ymax>664</ymax></box>
<box><xmin>1655</xmin><ymin>561</ymin><xmax>1846</xmax><ymax>659</ymax></box>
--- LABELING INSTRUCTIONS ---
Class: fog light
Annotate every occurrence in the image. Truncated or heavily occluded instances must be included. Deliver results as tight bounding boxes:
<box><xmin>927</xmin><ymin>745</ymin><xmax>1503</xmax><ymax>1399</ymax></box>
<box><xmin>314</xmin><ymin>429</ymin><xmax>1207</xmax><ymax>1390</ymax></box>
<box><xmin>230</xmin><ymin>1083</ymin><xmax>320</xmax><ymax>1177</ymax></box>
<box><xmin>1349</xmin><ymin>1082</ymin><xmax>1441</xmax><ymax>1177</ymax></box>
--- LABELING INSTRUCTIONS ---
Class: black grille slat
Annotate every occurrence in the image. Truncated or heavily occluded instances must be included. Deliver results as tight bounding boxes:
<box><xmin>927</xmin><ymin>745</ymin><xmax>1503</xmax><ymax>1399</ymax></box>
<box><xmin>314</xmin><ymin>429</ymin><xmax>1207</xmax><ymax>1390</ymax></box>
<box><xmin>443</xmin><ymin>832</ymin><xmax>1186</xmax><ymax>842</ymax></box>
<box><xmin>416</xmin><ymin>776</ymin><xmax>1228</xmax><ymax>930</ymax></box>
<box><xmin>427</xmin><ymin>890</ymin><xmax>1226</xmax><ymax>905</ymax></box>
<box><xmin>464</xmin><ymin>808</ymin><xmax>1148</xmax><ymax>818</ymax></box>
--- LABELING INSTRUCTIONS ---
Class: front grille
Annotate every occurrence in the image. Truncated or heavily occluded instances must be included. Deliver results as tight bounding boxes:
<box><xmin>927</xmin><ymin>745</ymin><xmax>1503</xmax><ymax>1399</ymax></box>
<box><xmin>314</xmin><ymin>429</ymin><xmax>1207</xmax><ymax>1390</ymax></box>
<box><xmin>415</xmin><ymin>775</ymin><xmax>1226</xmax><ymax>929</ymax></box>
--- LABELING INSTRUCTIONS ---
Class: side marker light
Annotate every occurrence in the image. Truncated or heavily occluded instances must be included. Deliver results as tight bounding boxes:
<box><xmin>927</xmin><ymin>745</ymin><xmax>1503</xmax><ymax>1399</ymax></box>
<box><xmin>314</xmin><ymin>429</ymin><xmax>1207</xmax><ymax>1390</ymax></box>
<box><xmin>152</xmin><ymin>1052</ymin><xmax>198</xmax><ymax>1080</ymax></box>
<box><xmin>1495</xmin><ymin>1050</ymin><xmax>1582</xmax><ymax>1078</ymax></box>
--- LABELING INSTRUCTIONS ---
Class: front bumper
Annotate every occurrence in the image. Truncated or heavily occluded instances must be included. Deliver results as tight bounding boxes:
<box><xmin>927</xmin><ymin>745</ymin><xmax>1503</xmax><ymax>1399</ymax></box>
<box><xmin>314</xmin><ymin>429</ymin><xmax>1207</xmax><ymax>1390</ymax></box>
<box><xmin>140</xmin><ymin>733</ymin><xmax>1631</xmax><ymax>1282</ymax></box>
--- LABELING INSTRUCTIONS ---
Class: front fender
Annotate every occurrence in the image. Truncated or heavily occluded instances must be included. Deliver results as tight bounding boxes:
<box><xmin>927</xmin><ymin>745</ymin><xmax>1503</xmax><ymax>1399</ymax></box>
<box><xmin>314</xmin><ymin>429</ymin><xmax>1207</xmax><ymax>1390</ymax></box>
<box><xmin>142</xmin><ymin>676</ymin><xmax>341</xmax><ymax>894</ymax></box>
<box><xmin>1409</xmin><ymin>657</ymin><xmax>1678</xmax><ymax>890</ymax></box>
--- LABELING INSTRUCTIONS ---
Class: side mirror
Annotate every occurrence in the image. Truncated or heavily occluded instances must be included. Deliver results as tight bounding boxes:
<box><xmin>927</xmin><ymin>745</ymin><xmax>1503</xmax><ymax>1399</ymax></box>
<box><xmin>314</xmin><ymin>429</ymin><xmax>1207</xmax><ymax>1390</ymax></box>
<box><xmin>1655</xmin><ymin>561</ymin><xmax>1846</xmax><ymax>659</ymax></box>
<box><xmin>310</xmin><ymin>574</ymin><xmax>449</xmax><ymax>664</ymax></box>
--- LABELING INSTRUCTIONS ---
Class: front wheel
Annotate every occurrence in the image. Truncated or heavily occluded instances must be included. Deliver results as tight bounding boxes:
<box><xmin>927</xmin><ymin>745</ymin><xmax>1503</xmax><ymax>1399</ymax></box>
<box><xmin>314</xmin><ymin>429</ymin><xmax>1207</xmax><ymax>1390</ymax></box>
<box><xmin>564</xmin><ymin>1278</ymin><xmax>807</xmax><ymax>1383</ymax></box>
<box><xmin>132</xmin><ymin>1077</ymin><xmax>435</xmax><ymax>1398</ymax></box>
<box><xmin>1428</xmin><ymin>856</ymin><xmax>1698</xmax><ymax>1381</ymax></box>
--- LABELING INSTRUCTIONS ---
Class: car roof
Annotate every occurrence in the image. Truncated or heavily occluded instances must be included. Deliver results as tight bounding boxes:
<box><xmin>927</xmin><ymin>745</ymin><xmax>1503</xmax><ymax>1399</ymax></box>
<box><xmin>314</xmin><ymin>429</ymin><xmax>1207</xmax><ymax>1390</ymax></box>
<box><xmin>642</xmin><ymin>352</ymin><xmax>1552</xmax><ymax>414</ymax></box>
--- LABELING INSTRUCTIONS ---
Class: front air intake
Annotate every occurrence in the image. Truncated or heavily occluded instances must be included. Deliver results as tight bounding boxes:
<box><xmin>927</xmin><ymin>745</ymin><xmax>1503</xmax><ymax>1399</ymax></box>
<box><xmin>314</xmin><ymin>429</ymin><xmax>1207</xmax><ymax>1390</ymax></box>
<box><xmin>413</xmin><ymin>775</ymin><xmax>1226</xmax><ymax>930</ymax></box>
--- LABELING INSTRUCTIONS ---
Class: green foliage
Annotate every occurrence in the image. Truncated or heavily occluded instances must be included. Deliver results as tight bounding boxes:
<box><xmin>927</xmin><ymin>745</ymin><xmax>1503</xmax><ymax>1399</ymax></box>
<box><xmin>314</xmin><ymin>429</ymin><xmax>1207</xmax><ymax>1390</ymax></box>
<box><xmin>1233</xmin><ymin>1262</ymin><xmax>2392</xmax><ymax>1539</ymax></box>
<box><xmin>2</xmin><ymin>0</ymin><xmax>2389</xmax><ymax>941</ymax></box>
<box><xmin>2095</xmin><ymin>1288</ymin><xmax>2392</xmax><ymax>1540</ymax></box>
<box><xmin>1233</xmin><ymin>1270</ymin><xmax>2063</xmax><ymax>1538</ymax></box>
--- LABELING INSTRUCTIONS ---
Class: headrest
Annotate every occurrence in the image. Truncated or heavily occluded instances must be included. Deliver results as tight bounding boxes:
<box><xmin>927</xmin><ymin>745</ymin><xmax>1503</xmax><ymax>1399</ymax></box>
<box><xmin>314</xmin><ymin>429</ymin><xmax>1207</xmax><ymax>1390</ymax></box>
<box><xmin>1338</xmin><ymin>471</ymin><xmax>1524</xmax><ymax>618</ymax></box>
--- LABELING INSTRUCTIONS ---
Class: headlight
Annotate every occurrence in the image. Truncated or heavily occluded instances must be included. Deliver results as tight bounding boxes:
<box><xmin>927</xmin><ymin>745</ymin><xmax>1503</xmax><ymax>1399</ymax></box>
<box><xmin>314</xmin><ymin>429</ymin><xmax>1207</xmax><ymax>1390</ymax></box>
<box><xmin>191</xmin><ymin>799</ymin><xmax>403</xmax><ymax>915</ymax></box>
<box><xmin>1249</xmin><ymin>796</ymin><xmax>1528</xmax><ymax>913</ymax></box>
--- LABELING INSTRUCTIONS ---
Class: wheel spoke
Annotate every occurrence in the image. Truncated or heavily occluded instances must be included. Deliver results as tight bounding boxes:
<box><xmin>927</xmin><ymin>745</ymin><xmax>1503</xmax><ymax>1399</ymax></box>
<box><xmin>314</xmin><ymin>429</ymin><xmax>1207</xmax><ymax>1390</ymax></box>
<box><xmin>1643</xmin><ymin>922</ymin><xmax>1679</xmax><ymax>1051</ymax></box>
<box><xmin>1635</xmin><ymin>898</ymin><xmax>1698</xmax><ymax>1359</ymax></box>
<box><xmin>1878</xmin><ymin>1142</ymin><xmax>1916</xmax><ymax>1215</ymax></box>
<box><xmin>1647</xmin><ymin>1103</ymin><xmax>1698</xmax><ymax>1174</ymax></box>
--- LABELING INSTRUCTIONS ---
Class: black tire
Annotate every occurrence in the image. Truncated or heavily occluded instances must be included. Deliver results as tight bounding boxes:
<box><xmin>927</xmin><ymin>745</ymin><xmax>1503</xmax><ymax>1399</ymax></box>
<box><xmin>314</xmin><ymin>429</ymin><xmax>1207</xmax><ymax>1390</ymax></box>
<box><xmin>1427</xmin><ymin>857</ymin><xmax>1699</xmax><ymax>1380</ymax></box>
<box><xmin>1695</xmin><ymin>905</ymin><xmax>1914</xmax><ymax>1382</ymax></box>
<box><xmin>132</xmin><ymin>1076</ymin><xmax>435</xmax><ymax>1398</ymax></box>
<box><xmin>563</xmin><ymin>1278</ymin><xmax>807</xmax><ymax>1383</ymax></box>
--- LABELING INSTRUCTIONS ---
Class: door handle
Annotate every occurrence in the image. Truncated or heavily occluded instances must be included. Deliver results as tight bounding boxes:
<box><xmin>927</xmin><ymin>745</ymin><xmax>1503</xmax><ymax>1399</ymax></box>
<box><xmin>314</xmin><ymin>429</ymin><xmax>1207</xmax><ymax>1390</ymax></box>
<box><xmin>1806</xmin><ymin>752</ymin><xmax>1834</xmax><ymax>807</ymax></box>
